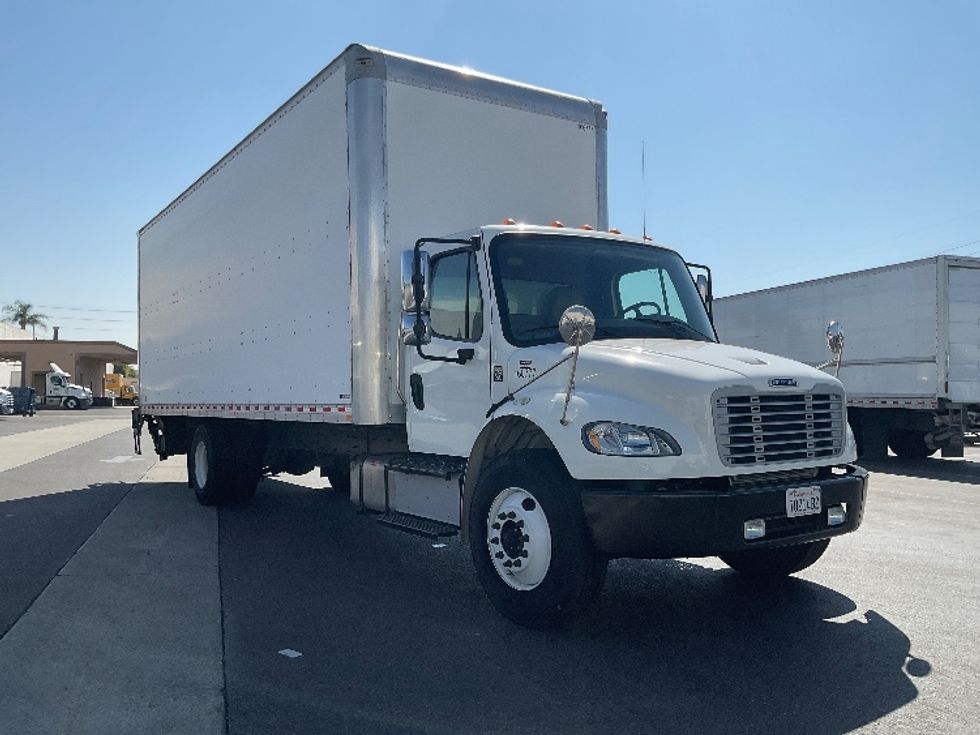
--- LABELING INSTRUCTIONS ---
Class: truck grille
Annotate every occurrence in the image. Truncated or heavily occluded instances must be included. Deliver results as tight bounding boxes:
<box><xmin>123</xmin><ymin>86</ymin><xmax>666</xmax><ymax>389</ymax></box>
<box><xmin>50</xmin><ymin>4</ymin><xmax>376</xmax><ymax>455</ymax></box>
<box><xmin>714</xmin><ymin>391</ymin><xmax>845</xmax><ymax>466</ymax></box>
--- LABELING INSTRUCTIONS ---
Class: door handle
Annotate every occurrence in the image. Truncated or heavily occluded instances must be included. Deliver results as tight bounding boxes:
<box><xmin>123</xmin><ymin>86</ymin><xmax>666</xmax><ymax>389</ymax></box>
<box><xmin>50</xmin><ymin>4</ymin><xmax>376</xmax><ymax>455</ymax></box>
<box><xmin>410</xmin><ymin>373</ymin><xmax>424</xmax><ymax>410</ymax></box>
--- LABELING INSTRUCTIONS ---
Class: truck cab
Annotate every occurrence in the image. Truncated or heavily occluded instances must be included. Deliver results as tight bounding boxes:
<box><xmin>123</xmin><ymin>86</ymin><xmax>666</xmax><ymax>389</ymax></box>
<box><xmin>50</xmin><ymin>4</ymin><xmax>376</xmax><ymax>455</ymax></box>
<box><xmin>397</xmin><ymin>224</ymin><xmax>867</xmax><ymax>625</ymax></box>
<box><xmin>44</xmin><ymin>363</ymin><xmax>93</xmax><ymax>410</ymax></box>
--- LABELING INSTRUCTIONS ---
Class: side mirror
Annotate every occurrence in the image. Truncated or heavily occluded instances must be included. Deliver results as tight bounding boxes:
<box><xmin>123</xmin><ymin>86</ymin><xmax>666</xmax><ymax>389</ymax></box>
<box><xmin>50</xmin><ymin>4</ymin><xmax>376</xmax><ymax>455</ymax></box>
<box><xmin>559</xmin><ymin>305</ymin><xmax>596</xmax><ymax>347</ymax></box>
<box><xmin>401</xmin><ymin>312</ymin><xmax>431</xmax><ymax>346</ymax></box>
<box><xmin>695</xmin><ymin>273</ymin><xmax>710</xmax><ymax>305</ymax></box>
<box><xmin>400</xmin><ymin>250</ymin><xmax>431</xmax><ymax>312</ymax></box>
<box><xmin>826</xmin><ymin>321</ymin><xmax>844</xmax><ymax>355</ymax></box>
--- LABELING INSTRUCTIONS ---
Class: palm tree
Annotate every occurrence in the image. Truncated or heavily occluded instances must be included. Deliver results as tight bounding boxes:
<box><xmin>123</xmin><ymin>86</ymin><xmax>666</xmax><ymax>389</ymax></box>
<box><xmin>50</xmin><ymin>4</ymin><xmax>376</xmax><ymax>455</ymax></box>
<box><xmin>1</xmin><ymin>300</ymin><xmax>48</xmax><ymax>338</ymax></box>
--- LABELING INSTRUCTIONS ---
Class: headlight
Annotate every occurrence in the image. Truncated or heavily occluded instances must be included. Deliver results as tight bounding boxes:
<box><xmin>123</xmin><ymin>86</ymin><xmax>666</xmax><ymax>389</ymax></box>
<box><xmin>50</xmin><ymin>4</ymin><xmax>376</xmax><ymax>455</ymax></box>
<box><xmin>582</xmin><ymin>422</ymin><xmax>681</xmax><ymax>457</ymax></box>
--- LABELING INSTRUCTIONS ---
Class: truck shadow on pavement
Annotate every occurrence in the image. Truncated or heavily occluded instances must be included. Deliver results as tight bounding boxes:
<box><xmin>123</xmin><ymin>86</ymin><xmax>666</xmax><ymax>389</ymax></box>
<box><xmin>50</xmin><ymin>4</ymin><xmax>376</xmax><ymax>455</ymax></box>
<box><xmin>217</xmin><ymin>478</ymin><xmax>928</xmax><ymax>735</ymax></box>
<box><xmin>860</xmin><ymin>455</ymin><xmax>980</xmax><ymax>486</ymax></box>
<box><xmin>0</xmin><ymin>482</ymin><xmax>131</xmax><ymax>638</ymax></box>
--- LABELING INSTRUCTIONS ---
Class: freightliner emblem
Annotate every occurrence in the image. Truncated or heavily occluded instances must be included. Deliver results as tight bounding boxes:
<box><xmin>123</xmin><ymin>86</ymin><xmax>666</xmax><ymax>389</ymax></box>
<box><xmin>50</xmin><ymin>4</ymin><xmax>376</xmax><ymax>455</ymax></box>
<box><xmin>769</xmin><ymin>378</ymin><xmax>798</xmax><ymax>388</ymax></box>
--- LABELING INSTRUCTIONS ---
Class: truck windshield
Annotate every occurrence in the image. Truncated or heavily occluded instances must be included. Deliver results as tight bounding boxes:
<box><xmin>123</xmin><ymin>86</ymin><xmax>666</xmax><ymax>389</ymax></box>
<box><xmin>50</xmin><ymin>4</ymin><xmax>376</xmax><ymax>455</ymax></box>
<box><xmin>490</xmin><ymin>234</ymin><xmax>717</xmax><ymax>347</ymax></box>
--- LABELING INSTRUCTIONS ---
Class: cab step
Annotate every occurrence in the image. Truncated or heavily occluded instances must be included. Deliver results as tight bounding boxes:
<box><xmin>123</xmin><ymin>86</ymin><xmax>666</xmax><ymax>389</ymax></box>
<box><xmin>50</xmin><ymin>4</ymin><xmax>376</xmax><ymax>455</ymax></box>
<box><xmin>377</xmin><ymin>512</ymin><xmax>459</xmax><ymax>539</ymax></box>
<box><xmin>384</xmin><ymin>453</ymin><xmax>466</xmax><ymax>479</ymax></box>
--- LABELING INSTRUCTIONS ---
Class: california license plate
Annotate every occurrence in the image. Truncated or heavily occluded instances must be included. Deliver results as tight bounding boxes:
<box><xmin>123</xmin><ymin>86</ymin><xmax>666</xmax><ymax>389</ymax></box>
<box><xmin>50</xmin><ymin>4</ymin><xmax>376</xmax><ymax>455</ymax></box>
<box><xmin>786</xmin><ymin>486</ymin><xmax>822</xmax><ymax>518</ymax></box>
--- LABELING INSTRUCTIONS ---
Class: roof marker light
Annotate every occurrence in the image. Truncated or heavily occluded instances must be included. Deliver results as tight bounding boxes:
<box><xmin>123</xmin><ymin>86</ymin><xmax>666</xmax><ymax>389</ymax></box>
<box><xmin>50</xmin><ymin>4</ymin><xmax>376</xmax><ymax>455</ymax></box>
<box><xmin>550</xmin><ymin>220</ymin><xmax>565</xmax><ymax>228</ymax></box>
<box><xmin>502</xmin><ymin>217</ymin><xmax>516</xmax><ymax>225</ymax></box>
<box><xmin>580</xmin><ymin>224</ymin><xmax>594</xmax><ymax>230</ymax></box>
<box><xmin>608</xmin><ymin>227</ymin><xmax>621</xmax><ymax>234</ymax></box>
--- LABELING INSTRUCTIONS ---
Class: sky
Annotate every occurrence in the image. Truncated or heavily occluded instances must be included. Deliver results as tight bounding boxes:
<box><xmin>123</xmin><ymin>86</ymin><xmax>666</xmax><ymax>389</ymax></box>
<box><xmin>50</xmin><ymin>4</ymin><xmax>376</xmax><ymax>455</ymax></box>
<box><xmin>1</xmin><ymin>0</ymin><xmax>978</xmax><ymax>349</ymax></box>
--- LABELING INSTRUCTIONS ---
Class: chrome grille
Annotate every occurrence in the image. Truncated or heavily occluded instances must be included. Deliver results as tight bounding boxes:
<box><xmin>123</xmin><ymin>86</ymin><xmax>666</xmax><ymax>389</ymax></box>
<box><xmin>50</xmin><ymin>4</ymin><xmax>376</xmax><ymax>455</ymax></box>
<box><xmin>714</xmin><ymin>391</ymin><xmax>845</xmax><ymax>466</ymax></box>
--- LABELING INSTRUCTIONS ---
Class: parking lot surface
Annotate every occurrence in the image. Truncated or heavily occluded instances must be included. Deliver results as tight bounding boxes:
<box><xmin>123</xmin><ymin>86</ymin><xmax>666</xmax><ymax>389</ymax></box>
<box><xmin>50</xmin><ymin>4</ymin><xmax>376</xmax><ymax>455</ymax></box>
<box><xmin>0</xmin><ymin>411</ymin><xmax>977</xmax><ymax>734</ymax></box>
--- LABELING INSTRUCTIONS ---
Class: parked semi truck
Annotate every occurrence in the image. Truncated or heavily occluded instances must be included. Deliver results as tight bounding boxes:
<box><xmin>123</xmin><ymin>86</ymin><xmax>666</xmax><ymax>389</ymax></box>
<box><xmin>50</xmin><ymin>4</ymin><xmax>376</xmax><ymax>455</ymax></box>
<box><xmin>40</xmin><ymin>363</ymin><xmax>92</xmax><ymax>410</ymax></box>
<box><xmin>136</xmin><ymin>44</ymin><xmax>867</xmax><ymax>628</ymax></box>
<box><xmin>714</xmin><ymin>255</ymin><xmax>980</xmax><ymax>459</ymax></box>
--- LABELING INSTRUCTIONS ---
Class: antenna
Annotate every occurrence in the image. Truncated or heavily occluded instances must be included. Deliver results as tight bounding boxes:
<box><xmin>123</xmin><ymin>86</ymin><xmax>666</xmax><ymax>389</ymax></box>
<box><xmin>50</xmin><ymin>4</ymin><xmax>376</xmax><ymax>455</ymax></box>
<box><xmin>641</xmin><ymin>140</ymin><xmax>647</xmax><ymax>239</ymax></box>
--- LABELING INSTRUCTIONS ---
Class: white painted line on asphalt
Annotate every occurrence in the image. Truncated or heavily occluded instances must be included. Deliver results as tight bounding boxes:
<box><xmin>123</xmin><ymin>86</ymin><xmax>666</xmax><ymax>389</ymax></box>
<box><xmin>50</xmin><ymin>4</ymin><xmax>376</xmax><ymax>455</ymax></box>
<box><xmin>100</xmin><ymin>455</ymin><xmax>144</xmax><ymax>464</ymax></box>
<box><xmin>278</xmin><ymin>648</ymin><xmax>303</xmax><ymax>659</ymax></box>
<box><xmin>0</xmin><ymin>418</ymin><xmax>131</xmax><ymax>473</ymax></box>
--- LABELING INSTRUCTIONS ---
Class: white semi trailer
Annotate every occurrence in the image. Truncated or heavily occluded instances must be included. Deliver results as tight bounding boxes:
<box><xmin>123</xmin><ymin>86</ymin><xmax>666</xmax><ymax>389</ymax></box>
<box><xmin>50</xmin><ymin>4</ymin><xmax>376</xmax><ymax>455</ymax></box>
<box><xmin>714</xmin><ymin>255</ymin><xmax>980</xmax><ymax>460</ymax></box>
<box><xmin>136</xmin><ymin>44</ymin><xmax>867</xmax><ymax>628</ymax></box>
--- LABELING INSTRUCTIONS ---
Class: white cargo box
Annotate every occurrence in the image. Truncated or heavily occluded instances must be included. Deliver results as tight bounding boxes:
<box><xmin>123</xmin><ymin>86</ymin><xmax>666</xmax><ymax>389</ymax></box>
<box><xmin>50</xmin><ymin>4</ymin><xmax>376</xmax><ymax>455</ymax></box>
<box><xmin>714</xmin><ymin>255</ymin><xmax>980</xmax><ymax>407</ymax></box>
<box><xmin>139</xmin><ymin>44</ymin><xmax>607</xmax><ymax>425</ymax></box>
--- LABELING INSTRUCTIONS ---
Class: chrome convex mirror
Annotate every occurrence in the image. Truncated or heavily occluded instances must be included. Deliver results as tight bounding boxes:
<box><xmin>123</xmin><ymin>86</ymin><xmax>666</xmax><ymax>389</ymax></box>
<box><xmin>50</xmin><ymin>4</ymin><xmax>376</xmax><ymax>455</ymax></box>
<box><xmin>400</xmin><ymin>312</ymin><xmax>431</xmax><ymax>346</ymax></box>
<box><xmin>818</xmin><ymin>320</ymin><xmax>845</xmax><ymax>376</ymax></box>
<box><xmin>826</xmin><ymin>321</ymin><xmax>844</xmax><ymax>356</ymax></box>
<box><xmin>559</xmin><ymin>305</ymin><xmax>596</xmax><ymax>425</ymax></box>
<box><xmin>400</xmin><ymin>250</ymin><xmax>430</xmax><ymax>312</ymax></box>
<box><xmin>559</xmin><ymin>304</ymin><xmax>597</xmax><ymax>347</ymax></box>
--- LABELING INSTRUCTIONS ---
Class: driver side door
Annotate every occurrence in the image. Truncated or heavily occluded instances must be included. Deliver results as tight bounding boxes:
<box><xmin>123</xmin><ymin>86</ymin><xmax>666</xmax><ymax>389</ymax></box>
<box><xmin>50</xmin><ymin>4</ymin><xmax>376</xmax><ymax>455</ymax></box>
<box><xmin>405</xmin><ymin>244</ymin><xmax>491</xmax><ymax>456</ymax></box>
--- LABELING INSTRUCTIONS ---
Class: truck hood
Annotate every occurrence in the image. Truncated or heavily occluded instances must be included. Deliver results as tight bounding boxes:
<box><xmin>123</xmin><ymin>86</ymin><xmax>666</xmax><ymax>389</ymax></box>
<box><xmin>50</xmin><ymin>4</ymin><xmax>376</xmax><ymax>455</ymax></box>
<box><xmin>584</xmin><ymin>339</ymin><xmax>833</xmax><ymax>390</ymax></box>
<box><xmin>507</xmin><ymin>338</ymin><xmax>839</xmax><ymax>397</ymax></box>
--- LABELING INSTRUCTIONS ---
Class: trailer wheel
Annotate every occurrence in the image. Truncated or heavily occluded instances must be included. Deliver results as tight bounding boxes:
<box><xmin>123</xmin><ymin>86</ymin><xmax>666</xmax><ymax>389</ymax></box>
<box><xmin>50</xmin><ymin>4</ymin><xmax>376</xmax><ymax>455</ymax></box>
<box><xmin>64</xmin><ymin>397</ymin><xmax>79</xmax><ymax>410</ymax></box>
<box><xmin>719</xmin><ymin>539</ymin><xmax>830</xmax><ymax>578</ymax></box>
<box><xmin>888</xmin><ymin>430</ymin><xmax>936</xmax><ymax>459</ymax></box>
<box><xmin>188</xmin><ymin>424</ymin><xmax>234</xmax><ymax>505</ymax></box>
<box><xmin>468</xmin><ymin>449</ymin><xmax>607</xmax><ymax>629</ymax></box>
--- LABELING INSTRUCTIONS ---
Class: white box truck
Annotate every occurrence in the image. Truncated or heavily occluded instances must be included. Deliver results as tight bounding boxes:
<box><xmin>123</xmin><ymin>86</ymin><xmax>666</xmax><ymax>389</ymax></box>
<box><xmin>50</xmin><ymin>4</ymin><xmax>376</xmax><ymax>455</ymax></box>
<box><xmin>136</xmin><ymin>44</ymin><xmax>867</xmax><ymax>628</ymax></box>
<box><xmin>714</xmin><ymin>255</ymin><xmax>980</xmax><ymax>460</ymax></box>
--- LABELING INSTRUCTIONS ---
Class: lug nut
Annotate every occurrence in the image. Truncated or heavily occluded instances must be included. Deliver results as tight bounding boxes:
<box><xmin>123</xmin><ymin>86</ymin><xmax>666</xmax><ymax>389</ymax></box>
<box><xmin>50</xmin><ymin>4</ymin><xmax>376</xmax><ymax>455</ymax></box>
<box><xmin>507</xmin><ymin>512</ymin><xmax>517</xmax><ymax>519</ymax></box>
<box><xmin>498</xmin><ymin>513</ymin><xmax>507</xmax><ymax>520</ymax></box>
<box><xmin>522</xmin><ymin>534</ymin><xmax>529</xmax><ymax>543</ymax></box>
<box><xmin>513</xmin><ymin>559</ymin><xmax>522</xmax><ymax>568</ymax></box>
<box><xmin>495</xmin><ymin>551</ymin><xmax>504</xmax><ymax>559</ymax></box>
<box><xmin>491</xmin><ymin>537</ymin><xmax>499</xmax><ymax>544</ymax></box>
<box><xmin>503</xmin><ymin>560</ymin><xmax>513</xmax><ymax>568</ymax></box>
<box><xmin>492</xmin><ymin>522</ymin><xmax>501</xmax><ymax>530</ymax></box>
<box><xmin>521</xmin><ymin>550</ymin><xmax>528</xmax><ymax>558</ymax></box>
<box><xmin>516</xmin><ymin>520</ymin><xmax>525</xmax><ymax>528</ymax></box>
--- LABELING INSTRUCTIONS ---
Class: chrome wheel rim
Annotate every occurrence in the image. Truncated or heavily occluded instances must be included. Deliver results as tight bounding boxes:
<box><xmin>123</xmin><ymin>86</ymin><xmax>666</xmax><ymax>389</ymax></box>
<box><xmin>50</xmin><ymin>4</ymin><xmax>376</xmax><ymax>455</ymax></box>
<box><xmin>194</xmin><ymin>440</ymin><xmax>209</xmax><ymax>488</ymax></box>
<box><xmin>487</xmin><ymin>487</ymin><xmax>552</xmax><ymax>590</ymax></box>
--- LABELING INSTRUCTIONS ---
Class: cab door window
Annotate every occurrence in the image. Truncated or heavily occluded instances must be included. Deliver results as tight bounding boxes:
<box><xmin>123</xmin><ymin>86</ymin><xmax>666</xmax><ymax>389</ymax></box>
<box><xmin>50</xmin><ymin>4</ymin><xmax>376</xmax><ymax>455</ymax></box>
<box><xmin>428</xmin><ymin>250</ymin><xmax>483</xmax><ymax>342</ymax></box>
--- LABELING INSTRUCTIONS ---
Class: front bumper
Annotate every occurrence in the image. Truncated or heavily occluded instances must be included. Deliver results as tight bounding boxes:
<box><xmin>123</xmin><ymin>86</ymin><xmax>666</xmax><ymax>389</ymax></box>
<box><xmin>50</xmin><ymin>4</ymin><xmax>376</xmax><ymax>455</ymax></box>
<box><xmin>581</xmin><ymin>464</ymin><xmax>868</xmax><ymax>559</ymax></box>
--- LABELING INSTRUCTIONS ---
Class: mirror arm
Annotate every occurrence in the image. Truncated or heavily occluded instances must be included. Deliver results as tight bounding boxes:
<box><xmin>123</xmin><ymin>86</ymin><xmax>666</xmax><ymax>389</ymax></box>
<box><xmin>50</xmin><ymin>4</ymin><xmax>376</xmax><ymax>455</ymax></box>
<box><xmin>486</xmin><ymin>353</ymin><xmax>574</xmax><ymax>418</ymax></box>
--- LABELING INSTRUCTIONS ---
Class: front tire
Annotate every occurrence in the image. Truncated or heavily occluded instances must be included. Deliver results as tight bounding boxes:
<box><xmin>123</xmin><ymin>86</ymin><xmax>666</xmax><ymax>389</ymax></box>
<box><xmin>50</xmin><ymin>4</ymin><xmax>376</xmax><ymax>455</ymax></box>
<box><xmin>64</xmin><ymin>397</ymin><xmax>79</xmax><ymax>410</ymax></box>
<box><xmin>720</xmin><ymin>539</ymin><xmax>830</xmax><ymax>579</ymax></box>
<box><xmin>888</xmin><ymin>429</ymin><xmax>936</xmax><ymax>459</ymax></box>
<box><xmin>469</xmin><ymin>450</ymin><xmax>607</xmax><ymax>629</ymax></box>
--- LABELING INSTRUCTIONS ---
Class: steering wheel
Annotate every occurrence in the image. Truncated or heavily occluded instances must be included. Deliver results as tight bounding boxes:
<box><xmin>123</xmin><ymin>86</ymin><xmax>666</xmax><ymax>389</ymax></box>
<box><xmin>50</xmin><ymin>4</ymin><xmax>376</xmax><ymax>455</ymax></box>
<box><xmin>621</xmin><ymin>301</ymin><xmax>663</xmax><ymax>318</ymax></box>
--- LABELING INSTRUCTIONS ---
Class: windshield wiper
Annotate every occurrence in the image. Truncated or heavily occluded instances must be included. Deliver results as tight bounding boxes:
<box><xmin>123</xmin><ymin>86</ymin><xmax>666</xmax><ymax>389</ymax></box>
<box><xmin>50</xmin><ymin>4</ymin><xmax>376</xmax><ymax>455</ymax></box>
<box><xmin>632</xmin><ymin>315</ymin><xmax>714</xmax><ymax>342</ymax></box>
<box><xmin>516</xmin><ymin>323</ymin><xmax>618</xmax><ymax>341</ymax></box>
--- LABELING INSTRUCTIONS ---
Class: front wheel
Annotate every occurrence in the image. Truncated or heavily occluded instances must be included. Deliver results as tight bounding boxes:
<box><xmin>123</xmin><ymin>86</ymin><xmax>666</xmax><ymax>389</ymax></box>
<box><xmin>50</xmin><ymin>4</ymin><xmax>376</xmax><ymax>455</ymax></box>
<box><xmin>468</xmin><ymin>450</ymin><xmax>607</xmax><ymax>629</ymax></box>
<box><xmin>64</xmin><ymin>397</ymin><xmax>79</xmax><ymax>410</ymax></box>
<box><xmin>720</xmin><ymin>539</ymin><xmax>830</xmax><ymax>579</ymax></box>
<box><xmin>888</xmin><ymin>429</ymin><xmax>936</xmax><ymax>459</ymax></box>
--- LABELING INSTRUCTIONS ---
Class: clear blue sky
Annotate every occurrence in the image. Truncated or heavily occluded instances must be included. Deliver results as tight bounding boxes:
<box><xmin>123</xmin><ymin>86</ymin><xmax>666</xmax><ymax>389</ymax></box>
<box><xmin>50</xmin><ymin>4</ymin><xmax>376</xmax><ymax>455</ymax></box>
<box><xmin>2</xmin><ymin>0</ymin><xmax>978</xmax><ymax>349</ymax></box>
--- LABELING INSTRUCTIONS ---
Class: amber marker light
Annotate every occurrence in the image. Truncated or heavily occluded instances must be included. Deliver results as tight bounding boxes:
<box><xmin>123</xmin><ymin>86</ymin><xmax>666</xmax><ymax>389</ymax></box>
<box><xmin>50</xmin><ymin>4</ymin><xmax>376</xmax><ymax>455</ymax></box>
<box><xmin>608</xmin><ymin>227</ymin><xmax>621</xmax><ymax>234</ymax></box>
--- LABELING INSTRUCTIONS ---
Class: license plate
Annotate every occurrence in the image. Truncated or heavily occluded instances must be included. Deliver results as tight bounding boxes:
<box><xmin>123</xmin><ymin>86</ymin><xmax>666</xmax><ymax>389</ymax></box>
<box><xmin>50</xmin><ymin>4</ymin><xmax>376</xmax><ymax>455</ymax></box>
<box><xmin>786</xmin><ymin>486</ymin><xmax>822</xmax><ymax>518</ymax></box>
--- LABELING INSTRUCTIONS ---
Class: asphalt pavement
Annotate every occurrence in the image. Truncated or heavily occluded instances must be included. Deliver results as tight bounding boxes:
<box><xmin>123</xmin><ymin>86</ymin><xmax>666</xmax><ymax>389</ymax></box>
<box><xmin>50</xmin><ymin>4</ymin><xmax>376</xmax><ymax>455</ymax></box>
<box><xmin>0</xmin><ymin>410</ymin><xmax>977</xmax><ymax>734</ymax></box>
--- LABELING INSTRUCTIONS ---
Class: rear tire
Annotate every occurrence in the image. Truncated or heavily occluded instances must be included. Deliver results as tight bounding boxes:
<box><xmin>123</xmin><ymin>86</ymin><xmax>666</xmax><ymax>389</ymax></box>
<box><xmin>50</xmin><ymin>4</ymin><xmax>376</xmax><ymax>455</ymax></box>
<box><xmin>187</xmin><ymin>424</ymin><xmax>261</xmax><ymax>505</ymax></box>
<box><xmin>888</xmin><ymin>429</ymin><xmax>936</xmax><ymax>459</ymax></box>
<box><xmin>468</xmin><ymin>449</ymin><xmax>607</xmax><ymax>629</ymax></box>
<box><xmin>720</xmin><ymin>539</ymin><xmax>830</xmax><ymax>578</ymax></box>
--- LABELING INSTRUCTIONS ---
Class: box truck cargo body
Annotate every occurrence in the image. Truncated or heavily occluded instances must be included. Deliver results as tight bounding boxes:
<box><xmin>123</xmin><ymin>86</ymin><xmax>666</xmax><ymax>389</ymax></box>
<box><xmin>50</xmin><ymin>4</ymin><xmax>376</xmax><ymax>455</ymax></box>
<box><xmin>714</xmin><ymin>256</ymin><xmax>980</xmax><ymax>459</ymax></box>
<box><xmin>137</xmin><ymin>45</ymin><xmax>867</xmax><ymax>628</ymax></box>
